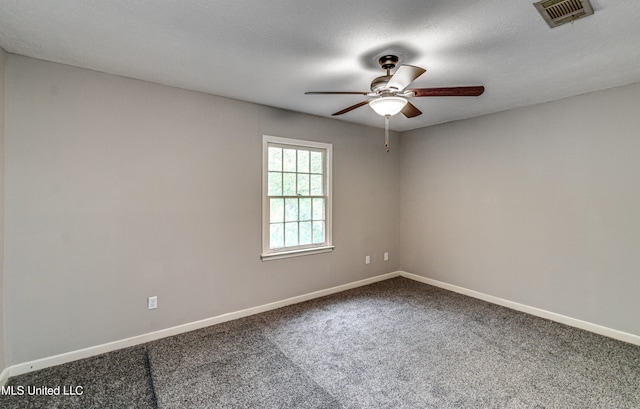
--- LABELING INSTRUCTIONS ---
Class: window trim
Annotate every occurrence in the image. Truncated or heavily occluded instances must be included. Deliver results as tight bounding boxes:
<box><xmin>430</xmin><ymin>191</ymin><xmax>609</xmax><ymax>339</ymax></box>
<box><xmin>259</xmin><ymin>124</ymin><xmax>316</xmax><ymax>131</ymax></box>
<box><xmin>261</xmin><ymin>135</ymin><xmax>333</xmax><ymax>261</ymax></box>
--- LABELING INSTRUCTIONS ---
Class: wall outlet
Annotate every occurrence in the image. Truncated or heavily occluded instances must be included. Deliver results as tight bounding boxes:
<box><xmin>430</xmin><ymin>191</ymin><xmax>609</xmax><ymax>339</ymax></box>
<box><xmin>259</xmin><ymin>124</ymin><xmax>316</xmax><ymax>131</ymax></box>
<box><xmin>148</xmin><ymin>296</ymin><xmax>158</xmax><ymax>310</ymax></box>
<box><xmin>365</xmin><ymin>255</ymin><xmax>371</xmax><ymax>264</ymax></box>
<box><xmin>384</xmin><ymin>252</ymin><xmax>389</xmax><ymax>261</ymax></box>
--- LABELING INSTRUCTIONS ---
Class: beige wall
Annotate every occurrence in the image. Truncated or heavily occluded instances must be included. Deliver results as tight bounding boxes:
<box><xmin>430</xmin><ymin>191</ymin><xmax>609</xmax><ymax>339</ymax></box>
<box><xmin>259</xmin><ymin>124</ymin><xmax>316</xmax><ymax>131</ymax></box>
<box><xmin>4</xmin><ymin>55</ymin><xmax>401</xmax><ymax>364</ymax></box>
<box><xmin>0</xmin><ymin>48</ymin><xmax>6</xmax><ymax>373</ymax></box>
<box><xmin>4</xmin><ymin>52</ymin><xmax>639</xmax><ymax>367</ymax></box>
<box><xmin>399</xmin><ymin>82</ymin><xmax>640</xmax><ymax>336</ymax></box>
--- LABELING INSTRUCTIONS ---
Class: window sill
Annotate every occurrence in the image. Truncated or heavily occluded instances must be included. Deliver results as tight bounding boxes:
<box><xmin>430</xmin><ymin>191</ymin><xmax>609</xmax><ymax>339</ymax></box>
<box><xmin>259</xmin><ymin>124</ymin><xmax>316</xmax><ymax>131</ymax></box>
<box><xmin>261</xmin><ymin>246</ymin><xmax>335</xmax><ymax>261</ymax></box>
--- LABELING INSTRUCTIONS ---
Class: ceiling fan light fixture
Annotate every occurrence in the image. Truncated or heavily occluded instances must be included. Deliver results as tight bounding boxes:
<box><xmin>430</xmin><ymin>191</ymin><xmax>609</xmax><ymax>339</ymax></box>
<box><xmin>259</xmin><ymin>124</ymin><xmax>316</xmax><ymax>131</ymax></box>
<box><xmin>369</xmin><ymin>96</ymin><xmax>407</xmax><ymax>116</ymax></box>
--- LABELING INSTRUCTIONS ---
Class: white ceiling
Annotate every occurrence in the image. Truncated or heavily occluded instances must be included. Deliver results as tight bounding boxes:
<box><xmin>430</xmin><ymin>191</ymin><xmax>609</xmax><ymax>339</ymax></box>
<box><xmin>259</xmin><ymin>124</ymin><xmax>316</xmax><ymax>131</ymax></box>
<box><xmin>1</xmin><ymin>0</ymin><xmax>639</xmax><ymax>131</ymax></box>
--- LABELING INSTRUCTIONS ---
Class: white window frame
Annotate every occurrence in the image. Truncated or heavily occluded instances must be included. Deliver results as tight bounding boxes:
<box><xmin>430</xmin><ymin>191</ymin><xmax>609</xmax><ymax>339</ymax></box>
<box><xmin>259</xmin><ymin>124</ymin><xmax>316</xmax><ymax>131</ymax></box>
<box><xmin>261</xmin><ymin>135</ymin><xmax>334</xmax><ymax>261</ymax></box>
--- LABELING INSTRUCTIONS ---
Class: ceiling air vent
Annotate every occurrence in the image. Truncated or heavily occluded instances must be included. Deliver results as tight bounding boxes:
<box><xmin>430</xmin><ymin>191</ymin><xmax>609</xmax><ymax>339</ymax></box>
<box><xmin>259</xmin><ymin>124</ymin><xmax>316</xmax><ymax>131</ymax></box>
<box><xmin>533</xmin><ymin>0</ymin><xmax>594</xmax><ymax>28</ymax></box>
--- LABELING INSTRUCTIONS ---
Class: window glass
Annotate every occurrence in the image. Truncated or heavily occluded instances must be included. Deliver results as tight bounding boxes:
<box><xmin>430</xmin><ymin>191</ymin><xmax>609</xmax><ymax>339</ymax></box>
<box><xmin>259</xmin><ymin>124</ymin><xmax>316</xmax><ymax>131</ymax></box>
<box><xmin>263</xmin><ymin>136</ymin><xmax>332</xmax><ymax>259</ymax></box>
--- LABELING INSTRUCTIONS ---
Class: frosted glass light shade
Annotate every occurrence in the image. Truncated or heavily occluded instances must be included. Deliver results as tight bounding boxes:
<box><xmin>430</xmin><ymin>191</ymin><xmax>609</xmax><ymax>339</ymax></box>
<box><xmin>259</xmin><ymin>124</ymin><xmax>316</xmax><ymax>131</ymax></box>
<box><xmin>369</xmin><ymin>96</ymin><xmax>408</xmax><ymax>116</ymax></box>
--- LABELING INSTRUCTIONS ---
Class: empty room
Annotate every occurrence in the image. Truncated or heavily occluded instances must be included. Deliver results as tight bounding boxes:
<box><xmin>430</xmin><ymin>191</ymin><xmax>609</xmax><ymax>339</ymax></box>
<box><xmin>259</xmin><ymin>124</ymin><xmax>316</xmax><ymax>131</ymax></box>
<box><xmin>0</xmin><ymin>1</ymin><xmax>639</xmax><ymax>408</ymax></box>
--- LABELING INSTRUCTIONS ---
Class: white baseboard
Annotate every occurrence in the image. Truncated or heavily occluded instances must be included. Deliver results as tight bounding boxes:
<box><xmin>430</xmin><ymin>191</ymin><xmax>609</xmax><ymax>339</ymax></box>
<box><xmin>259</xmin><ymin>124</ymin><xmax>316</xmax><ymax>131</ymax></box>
<box><xmin>4</xmin><ymin>271</ymin><xmax>401</xmax><ymax>381</ymax></box>
<box><xmin>3</xmin><ymin>269</ymin><xmax>638</xmax><ymax>384</ymax></box>
<box><xmin>399</xmin><ymin>271</ymin><xmax>640</xmax><ymax>346</ymax></box>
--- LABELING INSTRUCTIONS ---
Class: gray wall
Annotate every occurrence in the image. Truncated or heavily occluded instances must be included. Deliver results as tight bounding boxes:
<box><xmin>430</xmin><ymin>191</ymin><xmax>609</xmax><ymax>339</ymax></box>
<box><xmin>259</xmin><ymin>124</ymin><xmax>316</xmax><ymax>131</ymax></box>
<box><xmin>0</xmin><ymin>48</ymin><xmax>6</xmax><ymax>373</ymax></box>
<box><xmin>4</xmin><ymin>55</ymin><xmax>401</xmax><ymax>364</ymax></box>
<box><xmin>399</xmin><ymin>82</ymin><xmax>640</xmax><ymax>336</ymax></box>
<box><xmin>4</xmin><ymin>52</ymin><xmax>639</xmax><ymax>367</ymax></box>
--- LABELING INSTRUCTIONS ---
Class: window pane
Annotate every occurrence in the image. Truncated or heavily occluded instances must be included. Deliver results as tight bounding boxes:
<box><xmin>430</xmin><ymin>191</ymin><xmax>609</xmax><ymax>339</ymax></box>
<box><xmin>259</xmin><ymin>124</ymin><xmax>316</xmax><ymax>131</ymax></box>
<box><xmin>283</xmin><ymin>149</ymin><xmax>297</xmax><ymax>172</ymax></box>
<box><xmin>285</xmin><ymin>198</ymin><xmax>298</xmax><ymax>222</ymax></box>
<box><xmin>268</xmin><ymin>172</ymin><xmax>282</xmax><ymax>196</ymax></box>
<box><xmin>270</xmin><ymin>223</ymin><xmax>284</xmax><ymax>249</ymax></box>
<box><xmin>299</xmin><ymin>221</ymin><xmax>312</xmax><ymax>245</ymax></box>
<box><xmin>312</xmin><ymin>198</ymin><xmax>325</xmax><ymax>220</ymax></box>
<box><xmin>268</xmin><ymin>147</ymin><xmax>282</xmax><ymax>171</ymax></box>
<box><xmin>312</xmin><ymin>221</ymin><xmax>325</xmax><ymax>244</ymax></box>
<box><xmin>297</xmin><ymin>174</ymin><xmax>309</xmax><ymax>196</ymax></box>
<box><xmin>283</xmin><ymin>173</ymin><xmax>296</xmax><ymax>196</ymax></box>
<box><xmin>297</xmin><ymin>150</ymin><xmax>309</xmax><ymax>173</ymax></box>
<box><xmin>310</xmin><ymin>151</ymin><xmax>323</xmax><ymax>174</ymax></box>
<box><xmin>270</xmin><ymin>198</ymin><xmax>284</xmax><ymax>223</ymax></box>
<box><xmin>310</xmin><ymin>174</ymin><xmax>323</xmax><ymax>196</ymax></box>
<box><xmin>285</xmin><ymin>222</ymin><xmax>298</xmax><ymax>247</ymax></box>
<box><xmin>264</xmin><ymin>136</ymin><xmax>331</xmax><ymax>254</ymax></box>
<box><xmin>299</xmin><ymin>198</ymin><xmax>311</xmax><ymax>221</ymax></box>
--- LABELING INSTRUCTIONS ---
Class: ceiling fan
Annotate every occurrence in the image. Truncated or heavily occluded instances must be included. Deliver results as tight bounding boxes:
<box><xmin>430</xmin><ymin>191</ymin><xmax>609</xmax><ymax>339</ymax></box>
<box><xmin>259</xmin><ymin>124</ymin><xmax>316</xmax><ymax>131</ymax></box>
<box><xmin>305</xmin><ymin>55</ymin><xmax>485</xmax><ymax>151</ymax></box>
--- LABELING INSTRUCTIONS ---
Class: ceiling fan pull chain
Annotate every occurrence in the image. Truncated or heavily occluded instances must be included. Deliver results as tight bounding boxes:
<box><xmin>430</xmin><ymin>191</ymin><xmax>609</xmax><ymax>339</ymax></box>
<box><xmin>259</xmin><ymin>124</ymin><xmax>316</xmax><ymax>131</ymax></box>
<box><xmin>384</xmin><ymin>115</ymin><xmax>390</xmax><ymax>152</ymax></box>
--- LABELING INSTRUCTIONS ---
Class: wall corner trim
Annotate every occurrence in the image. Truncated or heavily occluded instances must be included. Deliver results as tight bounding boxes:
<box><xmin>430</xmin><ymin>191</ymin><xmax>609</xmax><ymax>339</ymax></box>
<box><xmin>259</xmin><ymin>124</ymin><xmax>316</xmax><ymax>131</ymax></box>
<box><xmin>0</xmin><ymin>367</ymin><xmax>9</xmax><ymax>387</ymax></box>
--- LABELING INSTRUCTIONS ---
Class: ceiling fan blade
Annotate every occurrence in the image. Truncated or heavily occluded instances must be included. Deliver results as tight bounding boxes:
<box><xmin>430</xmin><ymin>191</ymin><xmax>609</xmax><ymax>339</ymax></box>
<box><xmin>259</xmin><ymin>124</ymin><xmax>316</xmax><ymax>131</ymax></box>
<box><xmin>401</xmin><ymin>102</ymin><xmax>422</xmax><ymax>118</ymax></box>
<box><xmin>332</xmin><ymin>100</ymin><xmax>370</xmax><ymax>116</ymax></box>
<box><xmin>409</xmin><ymin>86</ymin><xmax>485</xmax><ymax>97</ymax></box>
<box><xmin>305</xmin><ymin>91</ymin><xmax>369</xmax><ymax>95</ymax></box>
<box><xmin>387</xmin><ymin>65</ymin><xmax>426</xmax><ymax>92</ymax></box>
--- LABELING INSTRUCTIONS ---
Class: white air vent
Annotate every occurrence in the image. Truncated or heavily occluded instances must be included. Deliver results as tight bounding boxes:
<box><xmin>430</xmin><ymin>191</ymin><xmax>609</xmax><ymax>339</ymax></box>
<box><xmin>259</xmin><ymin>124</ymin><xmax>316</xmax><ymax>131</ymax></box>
<box><xmin>534</xmin><ymin>0</ymin><xmax>594</xmax><ymax>28</ymax></box>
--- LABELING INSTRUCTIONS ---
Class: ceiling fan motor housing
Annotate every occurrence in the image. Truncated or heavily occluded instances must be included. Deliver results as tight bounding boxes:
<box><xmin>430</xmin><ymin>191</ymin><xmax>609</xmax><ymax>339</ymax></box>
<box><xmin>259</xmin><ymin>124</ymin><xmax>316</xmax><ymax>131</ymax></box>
<box><xmin>371</xmin><ymin>75</ymin><xmax>393</xmax><ymax>94</ymax></box>
<box><xmin>372</xmin><ymin>55</ymin><xmax>402</xmax><ymax>94</ymax></box>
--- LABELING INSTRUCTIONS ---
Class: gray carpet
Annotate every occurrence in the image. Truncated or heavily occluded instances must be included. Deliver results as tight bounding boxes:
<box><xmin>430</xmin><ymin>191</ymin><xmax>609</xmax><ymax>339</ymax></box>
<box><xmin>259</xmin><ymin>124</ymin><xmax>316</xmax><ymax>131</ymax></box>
<box><xmin>146</xmin><ymin>318</ymin><xmax>339</xmax><ymax>408</ymax></box>
<box><xmin>254</xmin><ymin>278</ymin><xmax>640</xmax><ymax>408</ymax></box>
<box><xmin>0</xmin><ymin>345</ymin><xmax>155</xmax><ymax>408</ymax></box>
<box><xmin>2</xmin><ymin>277</ymin><xmax>639</xmax><ymax>408</ymax></box>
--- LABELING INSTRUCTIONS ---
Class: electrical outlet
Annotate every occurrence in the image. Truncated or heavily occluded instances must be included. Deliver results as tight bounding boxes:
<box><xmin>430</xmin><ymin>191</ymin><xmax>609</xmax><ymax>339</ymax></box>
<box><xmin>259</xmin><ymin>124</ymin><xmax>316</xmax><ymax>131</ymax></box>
<box><xmin>148</xmin><ymin>296</ymin><xmax>158</xmax><ymax>310</ymax></box>
<box><xmin>384</xmin><ymin>252</ymin><xmax>389</xmax><ymax>261</ymax></box>
<box><xmin>365</xmin><ymin>255</ymin><xmax>371</xmax><ymax>264</ymax></box>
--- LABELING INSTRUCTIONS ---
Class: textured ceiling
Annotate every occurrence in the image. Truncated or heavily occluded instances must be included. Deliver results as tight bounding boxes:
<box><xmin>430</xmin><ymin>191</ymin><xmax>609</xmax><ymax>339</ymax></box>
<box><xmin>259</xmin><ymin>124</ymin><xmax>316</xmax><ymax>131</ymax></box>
<box><xmin>1</xmin><ymin>0</ymin><xmax>639</xmax><ymax>131</ymax></box>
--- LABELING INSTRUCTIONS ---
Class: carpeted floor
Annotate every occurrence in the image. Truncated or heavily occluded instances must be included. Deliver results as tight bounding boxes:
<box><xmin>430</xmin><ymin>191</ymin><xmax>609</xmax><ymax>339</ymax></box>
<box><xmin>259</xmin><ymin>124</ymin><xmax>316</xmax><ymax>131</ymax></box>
<box><xmin>147</xmin><ymin>319</ymin><xmax>339</xmax><ymax>408</ymax></box>
<box><xmin>0</xmin><ymin>345</ymin><xmax>156</xmax><ymax>408</ymax></box>
<box><xmin>2</xmin><ymin>277</ymin><xmax>639</xmax><ymax>408</ymax></box>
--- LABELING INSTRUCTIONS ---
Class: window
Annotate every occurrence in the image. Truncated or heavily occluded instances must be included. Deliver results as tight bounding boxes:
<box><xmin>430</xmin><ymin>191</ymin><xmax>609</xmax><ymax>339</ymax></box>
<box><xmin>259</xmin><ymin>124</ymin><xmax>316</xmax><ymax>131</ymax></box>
<box><xmin>262</xmin><ymin>135</ymin><xmax>333</xmax><ymax>260</ymax></box>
